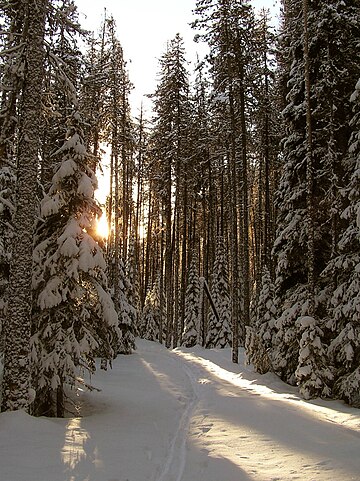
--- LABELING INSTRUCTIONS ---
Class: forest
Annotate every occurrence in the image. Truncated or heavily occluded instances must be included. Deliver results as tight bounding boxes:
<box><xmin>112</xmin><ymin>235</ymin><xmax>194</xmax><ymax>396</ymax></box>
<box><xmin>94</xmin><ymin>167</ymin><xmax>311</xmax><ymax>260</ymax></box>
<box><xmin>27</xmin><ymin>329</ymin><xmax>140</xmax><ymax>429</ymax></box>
<box><xmin>0</xmin><ymin>0</ymin><xmax>359</xmax><ymax>418</ymax></box>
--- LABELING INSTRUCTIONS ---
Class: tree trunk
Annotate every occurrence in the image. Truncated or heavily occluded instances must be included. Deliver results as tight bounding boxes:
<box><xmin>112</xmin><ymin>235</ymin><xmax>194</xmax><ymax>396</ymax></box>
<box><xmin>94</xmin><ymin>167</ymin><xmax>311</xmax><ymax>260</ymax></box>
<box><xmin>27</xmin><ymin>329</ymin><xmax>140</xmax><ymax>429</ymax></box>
<box><xmin>238</xmin><ymin>63</ymin><xmax>250</xmax><ymax>337</ymax></box>
<box><xmin>303</xmin><ymin>0</ymin><xmax>315</xmax><ymax>315</ymax></box>
<box><xmin>1</xmin><ymin>0</ymin><xmax>47</xmax><ymax>412</ymax></box>
<box><xmin>164</xmin><ymin>157</ymin><xmax>173</xmax><ymax>348</ymax></box>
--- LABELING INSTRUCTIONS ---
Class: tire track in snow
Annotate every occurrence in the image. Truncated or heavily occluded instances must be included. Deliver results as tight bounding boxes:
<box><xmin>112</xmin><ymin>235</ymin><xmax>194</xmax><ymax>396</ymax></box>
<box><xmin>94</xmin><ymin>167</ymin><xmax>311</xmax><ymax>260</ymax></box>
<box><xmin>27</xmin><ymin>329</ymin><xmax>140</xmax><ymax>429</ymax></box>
<box><xmin>155</xmin><ymin>354</ymin><xmax>200</xmax><ymax>481</ymax></box>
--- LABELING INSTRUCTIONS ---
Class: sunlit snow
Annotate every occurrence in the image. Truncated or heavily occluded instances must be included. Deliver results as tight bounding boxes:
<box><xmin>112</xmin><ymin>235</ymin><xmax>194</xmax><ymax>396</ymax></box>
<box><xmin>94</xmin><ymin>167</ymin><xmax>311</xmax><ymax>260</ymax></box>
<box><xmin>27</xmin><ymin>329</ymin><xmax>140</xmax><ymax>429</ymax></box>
<box><xmin>1</xmin><ymin>339</ymin><xmax>360</xmax><ymax>481</ymax></box>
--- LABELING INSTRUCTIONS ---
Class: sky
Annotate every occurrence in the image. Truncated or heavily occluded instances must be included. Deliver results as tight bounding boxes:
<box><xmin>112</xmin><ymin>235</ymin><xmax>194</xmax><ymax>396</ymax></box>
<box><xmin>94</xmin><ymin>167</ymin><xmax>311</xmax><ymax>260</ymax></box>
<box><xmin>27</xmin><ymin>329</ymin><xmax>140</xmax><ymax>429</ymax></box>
<box><xmin>2</xmin><ymin>339</ymin><xmax>360</xmax><ymax>481</ymax></box>
<box><xmin>75</xmin><ymin>0</ymin><xmax>280</xmax><ymax>117</ymax></box>
<box><xmin>75</xmin><ymin>0</ymin><xmax>280</xmax><ymax>206</ymax></box>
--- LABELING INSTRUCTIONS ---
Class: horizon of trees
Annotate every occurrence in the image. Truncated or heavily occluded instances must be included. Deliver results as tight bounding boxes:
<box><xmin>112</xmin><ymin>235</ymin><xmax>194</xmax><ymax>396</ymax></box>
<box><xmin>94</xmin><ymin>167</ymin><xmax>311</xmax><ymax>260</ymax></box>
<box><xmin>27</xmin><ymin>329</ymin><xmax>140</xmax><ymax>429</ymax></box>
<box><xmin>0</xmin><ymin>0</ymin><xmax>360</xmax><ymax>416</ymax></box>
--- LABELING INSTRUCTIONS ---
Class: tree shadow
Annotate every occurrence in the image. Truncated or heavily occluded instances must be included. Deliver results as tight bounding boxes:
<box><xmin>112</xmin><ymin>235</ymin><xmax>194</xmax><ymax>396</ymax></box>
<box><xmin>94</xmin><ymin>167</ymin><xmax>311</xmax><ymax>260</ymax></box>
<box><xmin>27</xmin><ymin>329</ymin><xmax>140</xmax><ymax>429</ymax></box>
<box><xmin>175</xmin><ymin>347</ymin><xmax>360</xmax><ymax>480</ymax></box>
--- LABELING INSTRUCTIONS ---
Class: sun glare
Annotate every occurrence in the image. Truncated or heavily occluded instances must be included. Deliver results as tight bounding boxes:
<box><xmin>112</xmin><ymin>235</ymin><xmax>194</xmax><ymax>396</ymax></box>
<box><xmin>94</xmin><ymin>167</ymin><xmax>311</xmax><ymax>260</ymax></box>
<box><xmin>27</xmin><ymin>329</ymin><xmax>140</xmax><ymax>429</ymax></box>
<box><xmin>138</xmin><ymin>223</ymin><xmax>147</xmax><ymax>240</ymax></box>
<box><xmin>62</xmin><ymin>418</ymin><xmax>89</xmax><ymax>470</ymax></box>
<box><xmin>95</xmin><ymin>214</ymin><xmax>109</xmax><ymax>239</ymax></box>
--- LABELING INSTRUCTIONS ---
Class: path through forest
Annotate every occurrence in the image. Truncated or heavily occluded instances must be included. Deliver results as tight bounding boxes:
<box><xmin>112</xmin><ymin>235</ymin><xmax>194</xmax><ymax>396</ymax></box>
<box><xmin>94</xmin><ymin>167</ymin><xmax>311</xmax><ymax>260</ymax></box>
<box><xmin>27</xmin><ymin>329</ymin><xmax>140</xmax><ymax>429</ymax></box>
<box><xmin>1</xmin><ymin>339</ymin><xmax>360</xmax><ymax>481</ymax></box>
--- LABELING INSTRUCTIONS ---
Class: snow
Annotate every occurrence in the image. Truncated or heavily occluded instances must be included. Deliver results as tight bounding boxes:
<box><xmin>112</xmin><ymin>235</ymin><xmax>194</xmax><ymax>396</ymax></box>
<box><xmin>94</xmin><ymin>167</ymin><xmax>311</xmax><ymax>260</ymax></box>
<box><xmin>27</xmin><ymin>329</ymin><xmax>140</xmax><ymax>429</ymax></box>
<box><xmin>38</xmin><ymin>277</ymin><xmax>62</xmax><ymax>309</ymax></box>
<box><xmin>2</xmin><ymin>339</ymin><xmax>360</xmax><ymax>481</ymax></box>
<box><xmin>296</xmin><ymin>316</ymin><xmax>316</xmax><ymax>328</ymax></box>
<box><xmin>77</xmin><ymin>173</ymin><xmax>95</xmax><ymax>198</ymax></box>
<box><xmin>59</xmin><ymin>236</ymin><xmax>79</xmax><ymax>257</ymax></box>
<box><xmin>52</xmin><ymin>158</ymin><xmax>77</xmax><ymax>181</ymax></box>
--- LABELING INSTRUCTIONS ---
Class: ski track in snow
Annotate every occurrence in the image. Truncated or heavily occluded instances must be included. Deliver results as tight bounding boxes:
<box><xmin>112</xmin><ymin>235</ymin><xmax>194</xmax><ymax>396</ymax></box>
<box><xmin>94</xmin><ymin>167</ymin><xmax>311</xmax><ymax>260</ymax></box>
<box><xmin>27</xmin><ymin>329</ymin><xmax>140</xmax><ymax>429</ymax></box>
<box><xmin>169</xmin><ymin>348</ymin><xmax>360</xmax><ymax>481</ymax></box>
<box><xmin>2</xmin><ymin>341</ymin><xmax>360</xmax><ymax>481</ymax></box>
<box><xmin>154</xmin><ymin>353</ymin><xmax>200</xmax><ymax>481</ymax></box>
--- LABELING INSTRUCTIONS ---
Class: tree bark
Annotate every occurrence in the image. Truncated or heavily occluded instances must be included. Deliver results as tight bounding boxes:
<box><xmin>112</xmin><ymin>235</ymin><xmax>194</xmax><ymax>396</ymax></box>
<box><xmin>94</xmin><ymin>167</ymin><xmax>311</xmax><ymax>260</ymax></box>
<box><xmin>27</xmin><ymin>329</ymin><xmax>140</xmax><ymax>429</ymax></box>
<box><xmin>1</xmin><ymin>0</ymin><xmax>47</xmax><ymax>412</ymax></box>
<box><xmin>303</xmin><ymin>0</ymin><xmax>315</xmax><ymax>315</ymax></box>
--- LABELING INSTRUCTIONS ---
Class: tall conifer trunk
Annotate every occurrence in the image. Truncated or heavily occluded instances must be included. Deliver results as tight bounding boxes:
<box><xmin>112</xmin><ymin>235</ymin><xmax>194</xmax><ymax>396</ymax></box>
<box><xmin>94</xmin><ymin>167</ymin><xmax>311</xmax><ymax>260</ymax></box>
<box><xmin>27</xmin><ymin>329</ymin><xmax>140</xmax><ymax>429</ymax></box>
<box><xmin>303</xmin><ymin>0</ymin><xmax>315</xmax><ymax>315</ymax></box>
<box><xmin>1</xmin><ymin>0</ymin><xmax>47</xmax><ymax>412</ymax></box>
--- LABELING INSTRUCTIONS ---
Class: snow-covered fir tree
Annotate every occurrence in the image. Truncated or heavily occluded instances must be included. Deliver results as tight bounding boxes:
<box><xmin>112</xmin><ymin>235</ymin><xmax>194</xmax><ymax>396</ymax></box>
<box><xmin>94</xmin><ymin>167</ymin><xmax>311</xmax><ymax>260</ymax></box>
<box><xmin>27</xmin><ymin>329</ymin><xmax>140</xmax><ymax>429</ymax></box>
<box><xmin>150</xmin><ymin>33</ymin><xmax>193</xmax><ymax>348</ymax></box>
<box><xmin>295</xmin><ymin>316</ymin><xmax>333</xmax><ymax>400</ymax></box>
<box><xmin>324</xmin><ymin>77</ymin><xmax>360</xmax><ymax>407</ymax></box>
<box><xmin>40</xmin><ymin>0</ymin><xmax>85</xmax><ymax>191</ymax></box>
<box><xmin>140</xmin><ymin>276</ymin><xmax>164</xmax><ymax>342</ymax></box>
<box><xmin>206</xmin><ymin>237</ymin><xmax>231</xmax><ymax>349</ymax></box>
<box><xmin>271</xmin><ymin>0</ymin><xmax>315</xmax><ymax>384</ymax></box>
<box><xmin>109</xmin><ymin>254</ymin><xmax>136</xmax><ymax>355</ymax></box>
<box><xmin>182</xmin><ymin>252</ymin><xmax>201</xmax><ymax>347</ymax></box>
<box><xmin>192</xmin><ymin>0</ymin><xmax>259</xmax><ymax>358</ymax></box>
<box><xmin>98</xmin><ymin>16</ymin><xmax>135</xmax><ymax>355</ymax></box>
<box><xmin>80</xmin><ymin>27</ymin><xmax>108</xmax><ymax>161</ymax></box>
<box><xmin>271</xmin><ymin>0</ymin><xmax>360</xmax><ymax>397</ymax></box>
<box><xmin>245</xmin><ymin>266</ymin><xmax>275</xmax><ymax>374</ymax></box>
<box><xmin>31</xmin><ymin>111</ymin><xmax>119</xmax><ymax>417</ymax></box>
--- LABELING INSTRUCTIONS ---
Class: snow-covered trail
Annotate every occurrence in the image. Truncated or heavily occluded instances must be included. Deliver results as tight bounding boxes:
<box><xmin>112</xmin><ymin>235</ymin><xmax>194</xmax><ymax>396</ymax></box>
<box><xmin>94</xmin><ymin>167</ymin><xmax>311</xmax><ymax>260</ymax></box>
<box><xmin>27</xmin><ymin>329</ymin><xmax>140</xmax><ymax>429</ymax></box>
<box><xmin>171</xmin><ymin>347</ymin><xmax>360</xmax><ymax>481</ymax></box>
<box><xmin>1</xmin><ymin>339</ymin><xmax>360</xmax><ymax>481</ymax></box>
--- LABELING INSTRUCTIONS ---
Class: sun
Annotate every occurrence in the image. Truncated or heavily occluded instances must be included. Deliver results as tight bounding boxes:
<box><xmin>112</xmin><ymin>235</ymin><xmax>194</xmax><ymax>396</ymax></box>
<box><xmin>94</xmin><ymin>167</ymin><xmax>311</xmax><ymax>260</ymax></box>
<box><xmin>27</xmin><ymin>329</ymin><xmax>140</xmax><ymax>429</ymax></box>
<box><xmin>95</xmin><ymin>213</ymin><xmax>109</xmax><ymax>239</ymax></box>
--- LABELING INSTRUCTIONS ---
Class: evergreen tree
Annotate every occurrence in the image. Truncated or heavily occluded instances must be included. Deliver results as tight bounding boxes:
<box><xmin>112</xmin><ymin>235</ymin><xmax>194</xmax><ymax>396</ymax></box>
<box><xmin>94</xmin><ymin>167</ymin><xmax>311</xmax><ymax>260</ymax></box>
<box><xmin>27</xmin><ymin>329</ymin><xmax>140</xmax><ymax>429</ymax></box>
<box><xmin>182</xmin><ymin>253</ymin><xmax>201</xmax><ymax>347</ymax></box>
<box><xmin>325</xmin><ymin>76</ymin><xmax>360</xmax><ymax>406</ymax></box>
<box><xmin>271</xmin><ymin>0</ymin><xmax>311</xmax><ymax>383</ymax></box>
<box><xmin>271</xmin><ymin>0</ymin><xmax>360</xmax><ymax>396</ymax></box>
<box><xmin>295</xmin><ymin>316</ymin><xmax>333</xmax><ymax>400</ymax></box>
<box><xmin>191</xmin><ymin>58</ymin><xmax>216</xmax><ymax>295</ymax></box>
<box><xmin>193</xmin><ymin>0</ymin><xmax>258</xmax><ymax>361</ymax></box>
<box><xmin>140</xmin><ymin>276</ymin><xmax>164</xmax><ymax>342</ymax></box>
<box><xmin>206</xmin><ymin>237</ymin><xmax>231</xmax><ymax>348</ymax></box>
<box><xmin>80</xmin><ymin>24</ymin><xmax>108</xmax><ymax>163</ymax></box>
<box><xmin>102</xmin><ymin>18</ymin><xmax>134</xmax><ymax>345</ymax></box>
<box><xmin>40</xmin><ymin>0</ymin><xmax>85</xmax><ymax>191</ymax></box>
<box><xmin>150</xmin><ymin>33</ymin><xmax>193</xmax><ymax>348</ymax></box>
<box><xmin>132</xmin><ymin>105</ymin><xmax>150</xmax><ymax>309</ymax></box>
<box><xmin>111</xmin><ymin>255</ymin><xmax>136</xmax><ymax>355</ymax></box>
<box><xmin>31</xmin><ymin>111</ymin><xmax>119</xmax><ymax>416</ymax></box>
<box><xmin>252</xmin><ymin>9</ymin><xmax>279</xmax><ymax>281</ymax></box>
<box><xmin>245</xmin><ymin>266</ymin><xmax>275</xmax><ymax>374</ymax></box>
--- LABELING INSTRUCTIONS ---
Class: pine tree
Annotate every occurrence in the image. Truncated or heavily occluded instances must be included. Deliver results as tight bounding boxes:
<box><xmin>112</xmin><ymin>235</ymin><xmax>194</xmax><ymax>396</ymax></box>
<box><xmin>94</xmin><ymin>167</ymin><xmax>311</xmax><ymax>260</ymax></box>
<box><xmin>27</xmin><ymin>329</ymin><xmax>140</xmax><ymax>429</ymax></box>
<box><xmin>140</xmin><ymin>276</ymin><xmax>164</xmax><ymax>342</ymax></box>
<box><xmin>245</xmin><ymin>266</ymin><xmax>275</xmax><ymax>373</ymax></box>
<box><xmin>182</xmin><ymin>253</ymin><xmax>201</xmax><ymax>347</ymax></box>
<box><xmin>271</xmin><ymin>0</ymin><xmax>359</xmax><ymax>395</ymax></box>
<box><xmin>112</xmin><ymin>255</ymin><xmax>136</xmax><ymax>355</ymax></box>
<box><xmin>102</xmin><ymin>18</ymin><xmax>135</xmax><ymax>348</ymax></box>
<box><xmin>192</xmin><ymin>0</ymin><xmax>258</xmax><ymax>361</ymax></box>
<box><xmin>252</xmin><ymin>9</ymin><xmax>279</xmax><ymax>281</ymax></box>
<box><xmin>206</xmin><ymin>237</ymin><xmax>231</xmax><ymax>348</ymax></box>
<box><xmin>40</xmin><ymin>0</ymin><xmax>85</xmax><ymax>191</ymax></box>
<box><xmin>31</xmin><ymin>111</ymin><xmax>119</xmax><ymax>416</ymax></box>
<box><xmin>325</xmin><ymin>76</ymin><xmax>360</xmax><ymax>406</ymax></box>
<box><xmin>80</xmin><ymin>21</ymin><xmax>108</xmax><ymax>163</ymax></box>
<box><xmin>150</xmin><ymin>33</ymin><xmax>193</xmax><ymax>348</ymax></box>
<box><xmin>295</xmin><ymin>316</ymin><xmax>333</xmax><ymax>400</ymax></box>
<box><xmin>271</xmin><ymin>0</ymin><xmax>310</xmax><ymax>384</ymax></box>
<box><xmin>132</xmin><ymin>107</ymin><xmax>149</xmax><ymax>308</ymax></box>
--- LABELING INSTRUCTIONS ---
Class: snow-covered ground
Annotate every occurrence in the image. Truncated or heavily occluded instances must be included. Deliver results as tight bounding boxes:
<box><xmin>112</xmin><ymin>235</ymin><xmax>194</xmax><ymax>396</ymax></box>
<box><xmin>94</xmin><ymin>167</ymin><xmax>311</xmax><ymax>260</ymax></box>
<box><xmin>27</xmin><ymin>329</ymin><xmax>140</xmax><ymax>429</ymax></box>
<box><xmin>1</xmin><ymin>339</ymin><xmax>360</xmax><ymax>481</ymax></box>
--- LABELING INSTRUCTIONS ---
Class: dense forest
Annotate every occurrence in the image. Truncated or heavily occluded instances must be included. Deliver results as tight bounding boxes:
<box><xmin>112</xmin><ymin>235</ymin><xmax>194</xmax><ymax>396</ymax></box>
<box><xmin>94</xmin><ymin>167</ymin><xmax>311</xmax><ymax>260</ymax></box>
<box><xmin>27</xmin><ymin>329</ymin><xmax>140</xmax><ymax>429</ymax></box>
<box><xmin>0</xmin><ymin>0</ymin><xmax>359</xmax><ymax>418</ymax></box>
